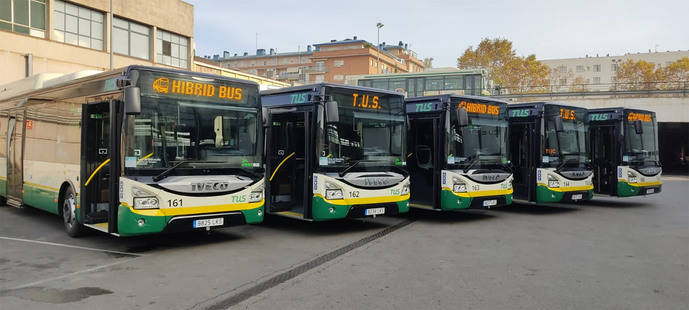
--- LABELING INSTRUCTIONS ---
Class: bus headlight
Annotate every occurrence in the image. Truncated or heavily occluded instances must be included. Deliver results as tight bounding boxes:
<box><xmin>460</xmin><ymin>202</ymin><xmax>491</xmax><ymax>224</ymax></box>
<box><xmin>132</xmin><ymin>187</ymin><xmax>159</xmax><ymax>210</ymax></box>
<box><xmin>326</xmin><ymin>189</ymin><xmax>344</xmax><ymax>200</ymax></box>
<box><xmin>133</xmin><ymin>197</ymin><xmax>159</xmax><ymax>210</ymax></box>
<box><xmin>547</xmin><ymin>175</ymin><xmax>560</xmax><ymax>188</ymax></box>
<box><xmin>249</xmin><ymin>191</ymin><xmax>263</xmax><ymax>203</ymax></box>
<box><xmin>452</xmin><ymin>178</ymin><xmax>467</xmax><ymax>193</ymax></box>
<box><xmin>627</xmin><ymin>171</ymin><xmax>639</xmax><ymax>183</ymax></box>
<box><xmin>401</xmin><ymin>183</ymin><xmax>410</xmax><ymax>195</ymax></box>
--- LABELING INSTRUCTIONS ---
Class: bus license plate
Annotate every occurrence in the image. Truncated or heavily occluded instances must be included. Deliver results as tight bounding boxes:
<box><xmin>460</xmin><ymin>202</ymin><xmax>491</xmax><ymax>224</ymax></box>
<box><xmin>483</xmin><ymin>199</ymin><xmax>497</xmax><ymax>207</ymax></box>
<box><xmin>193</xmin><ymin>218</ymin><xmax>224</xmax><ymax>228</ymax></box>
<box><xmin>647</xmin><ymin>188</ymin><xmax>655</xmax><ymax>194</ymax></box>
<box><xmin>365</xmin><ymin>208</ymin><xmax>385</xmax><ymax>216</ymax></box>
<box><xmin>571</xmin><ymin>194</ymin><xmax>583</xmax><ymax>200</ymax></box>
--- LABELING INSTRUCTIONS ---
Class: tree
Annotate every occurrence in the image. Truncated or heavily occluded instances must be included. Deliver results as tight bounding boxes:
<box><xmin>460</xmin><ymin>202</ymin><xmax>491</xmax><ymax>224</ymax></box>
<box><xmin>615</xmin><ymin>59</ymin><xmax>661</xmax><ymax>90</ymax></box>
<box><xmin>457</xmin><ymin>38</ymin><xmax>549</xmax><ymax>93</ymax></box>
<box><xmin>423</xmin><ymin>57</ymin><xmax>434</xmax><ymax>69</ymax></box>
<box><xmin>662</xmin><ymin>57</ymin><xmax>689</xmax><ymax>89</ymax></box>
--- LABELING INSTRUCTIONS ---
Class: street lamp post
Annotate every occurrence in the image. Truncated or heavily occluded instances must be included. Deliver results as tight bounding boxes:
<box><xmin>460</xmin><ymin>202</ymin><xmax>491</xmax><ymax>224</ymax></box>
<box><xmin>376</xmin><ymin>22</ymin><xmax>384</xmax><ymax>74</ymax></box>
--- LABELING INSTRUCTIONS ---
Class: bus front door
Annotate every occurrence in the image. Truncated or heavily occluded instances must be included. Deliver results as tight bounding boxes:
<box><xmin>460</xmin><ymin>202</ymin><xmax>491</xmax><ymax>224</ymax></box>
<box><xmin>268</xmin><ymin>111</ymin><xmax>311</xmax><ymax>218</ymax></box>
<box><xmin>6</xmin><ymin>110</ymin><xmax>25</xmax><ymax>208</ymax></box>
<box><xmin>408</xmin><ymin>117</ymin><xmax>440</xmax><ymax>209</ymax></box>
<box><xmin>509</xmin><ymin>121</ymin><xmax>536</xmax><ymax>201</ymax></box>
<box><xmin>81</xmin><ymin>101</ymin><xmax>116</xmax><ymax>233</ymax></box>
<box><xmin>590</xmin><ymin>124</ymin><xmax>616</xmax><ymax>195</ymax></box>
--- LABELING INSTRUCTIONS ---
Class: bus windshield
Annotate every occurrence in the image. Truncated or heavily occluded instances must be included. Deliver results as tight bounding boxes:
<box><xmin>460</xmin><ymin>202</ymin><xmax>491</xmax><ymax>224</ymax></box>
<box><xmin>543</xmin><ymin>107</ymin><xmax>588</xmax><ymax>168</ymax></box>
<box><xmin>623</xmin><ymin>117</ymin><xmax>659</xmax><ymax>166</ymax></box>
<box><xmin>448</xmin><ymin>112</ymin><xmax>509</xmax><ymax>170</ymax></box>
<box><xmin>323</xmin><ymin>90</ymin><xmax>406</xmax><ymax>168</ymax></box>
<box><xmin>124</xmin><ymin>71</ymin><xmax>262</xmax><ymax>174</ymax></box>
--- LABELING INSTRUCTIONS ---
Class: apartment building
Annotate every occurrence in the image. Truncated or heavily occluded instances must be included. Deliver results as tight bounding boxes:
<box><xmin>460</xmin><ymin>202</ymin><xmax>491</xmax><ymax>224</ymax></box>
<box><xmin>541</xmin><ymin>50</ymin><xmax>689</xmax><ymax>87</ymax></box>
<box><xmin>0</xmin><ymin>0</ymin><xmax>194</xmax><ymax>85</ymax></box>
<box><xmin>213</xmin><ymin>37</ymin><xmax>424</xmax><ymax>85</ymax></box>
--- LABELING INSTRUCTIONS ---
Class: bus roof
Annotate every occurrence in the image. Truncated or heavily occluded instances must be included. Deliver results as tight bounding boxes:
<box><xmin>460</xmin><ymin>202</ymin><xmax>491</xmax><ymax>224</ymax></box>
<box><xmin>406</xmin><ymin>94</ymin><xmax>508</xmax><ymax>105</ymax></box>
<box><xmin>507</xmin><ymin>101</ymin><xmax>588</xmax><ymax>111</ymax></box>
<box><xmin>589</xmin><ymin>107</ymin><xmax>655</xmax><ymax>115</ymax></box>
<box><xmin>0</xmin><ymin>65</ymin><xmax>259</xmax><ymax>103</ymax></box>
<box><xmin>260</xmin><ymin>83</ymin><xmax>404</xmax><ymax>97</ymax></box>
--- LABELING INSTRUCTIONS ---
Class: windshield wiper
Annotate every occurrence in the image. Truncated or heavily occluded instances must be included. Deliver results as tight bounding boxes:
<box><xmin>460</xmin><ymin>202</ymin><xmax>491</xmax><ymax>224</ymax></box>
<box><xmin>339</xmin><ymin>159</ymin><xmax>363</xmax><ymax>177</ymax></box>
<box><xmin>153</xmin><ymin>160</ymin><xmax>191</xmax><ymax>182</ymax></box>
<box><xmin>463</xmin><ymin>155</ymin><xmax>481</xmax><ymax>173</ymax></box>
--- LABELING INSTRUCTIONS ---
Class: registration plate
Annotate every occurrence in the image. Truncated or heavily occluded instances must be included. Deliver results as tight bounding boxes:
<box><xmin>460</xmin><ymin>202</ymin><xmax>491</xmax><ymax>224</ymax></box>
<box><xmin>571</xmin><ymin>194</ymin><xmax>583</xmax><ymax>200</ymax></box>
<box><xmin>483</xmin><ymin>199</ymin><xmax>497</xmax><ymax>207</ymax></box>
<box><xmin>193</xmin><ymin>217</ymin><xmax>224</xmax><ymax>228</ymax></box>
<box><xmin>647</xmin><ymin>188</ymin><xmax>655</xmax><ymax>194</ymax></box>
<box><xmin>365</xmin><ymin>207</ymin><xmax>385</xmax><ymax>216</ymax></box>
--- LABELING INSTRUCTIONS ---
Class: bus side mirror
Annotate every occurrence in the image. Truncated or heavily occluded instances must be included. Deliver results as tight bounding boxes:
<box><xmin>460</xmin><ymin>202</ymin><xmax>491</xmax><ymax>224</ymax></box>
<box><xmin>326</xmin><ymin>101</ymin><xmax>339</xmax><ymax>123</ymax></box>
<box><xmin>456</xmin><ymin>107</ymin><xmax>469</xmax><ymax>127</ymax></box>
<box><xmin>124</xmin><ymin>87</ymin><xmax>141</xmax><ymax>115</ymax></box>
<box><xmin>634</xmin><ymin>120</ymin><xmax>643</xmax><ymax>134</ymax></box>
<box><xmin>554</xmin><ymin>115</ymin><xmax>564</xmax><ymax>132</ymax></box>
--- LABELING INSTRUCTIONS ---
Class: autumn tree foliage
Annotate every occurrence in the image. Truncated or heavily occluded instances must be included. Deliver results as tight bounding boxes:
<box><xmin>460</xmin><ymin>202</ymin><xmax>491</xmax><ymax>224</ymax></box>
<box><xmin>457</xmin><ymin>38</ymin><xmax>550</xmax><ymax>93</ymax></box>
<box><xmin>616</xmin><ymin>57</ymin><xmax>689</xmax><ymax>90</ymax></box>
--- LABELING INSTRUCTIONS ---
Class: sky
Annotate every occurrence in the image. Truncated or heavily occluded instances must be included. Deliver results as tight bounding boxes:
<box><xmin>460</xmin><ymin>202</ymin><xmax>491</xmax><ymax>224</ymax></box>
<box><xmin>187</xmin><ymin>0</ymin><xmax>689</xmax><ymax>67</ymax></box>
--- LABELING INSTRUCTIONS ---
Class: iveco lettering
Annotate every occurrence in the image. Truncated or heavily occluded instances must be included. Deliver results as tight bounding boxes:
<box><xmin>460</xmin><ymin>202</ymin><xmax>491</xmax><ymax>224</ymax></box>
<box><xmin>405</xmin><ymin>95</ymin><xmax>513</xmax><ymax>211</ymax></box>
<box><xmin>0</xmin><ymin>66</ymin><xmax>265</xmax><ymax>237</ymax></box>
<box><xmin>260</xmin><ymin>84</ymin><xmax>410</xmax><ymax>220</ymax></box>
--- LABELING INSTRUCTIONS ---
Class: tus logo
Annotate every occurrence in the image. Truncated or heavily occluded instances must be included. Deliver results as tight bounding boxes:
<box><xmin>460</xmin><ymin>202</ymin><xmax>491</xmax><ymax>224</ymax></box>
<box><xmin>152</xmin><ymin>77</ymin><xmax>170</xmax><ymax>94</ymax></box>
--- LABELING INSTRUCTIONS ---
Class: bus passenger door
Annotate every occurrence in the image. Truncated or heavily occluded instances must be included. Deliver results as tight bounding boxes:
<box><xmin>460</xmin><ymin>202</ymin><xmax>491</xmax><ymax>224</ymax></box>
<box><xmin>408</xmin><ymin>117</ymin><xmax>439</xmax><ymax>208</ymax></box>
<box><xmin>6</xmin><ymin>111</ymin><xmax>25</xmax><ymax>208</ymax></box>
<box><xmin>509</xmin><ymin>122</ymin><xmax>535</xmax><ymax>201</ymax></box>
<box><xmin>80</xmin><ymin>102</ymin><xmax>115</xmax><ymax>232</ymax></box>
<box><xmin>590</xmin><ymin>124</ymin><xmax>616</xmax><ymax>195</ymax></box>
<box><xmin>267</xmin><ymin>111</ymin><xmax>310</xmax><ymax>217</ymax></box>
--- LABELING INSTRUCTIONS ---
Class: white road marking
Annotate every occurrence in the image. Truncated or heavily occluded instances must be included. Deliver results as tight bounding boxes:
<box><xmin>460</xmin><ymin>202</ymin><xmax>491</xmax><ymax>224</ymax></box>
<box><xmin>0</xmin><ymin>236</ymin><xmax>141</xmax><ymax>257</ymax></box>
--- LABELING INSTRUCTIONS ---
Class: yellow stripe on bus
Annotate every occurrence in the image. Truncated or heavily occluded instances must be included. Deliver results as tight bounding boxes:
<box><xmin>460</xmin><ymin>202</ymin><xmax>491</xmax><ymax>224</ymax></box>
<box><xmin>619</xmin><ymin>180</ymin><xmax>662</xmax><ymax>187</ymax></box>
<box><xmin>23</xmin><ymin>182</ymin><xmax>59</xmax><ymax>192</ymax></box>
<box><xmin>536</xmin><ymin>183</ymin><xmax>593</xmax><ymax>192</ymax></box>
<box><xmin>84</xmin><ymin>158</ymin><xmax>110</xmax><ymax>187</ymax></box>
<box><xmin>121</xmin><ymin>199</ymin><xmax>264</xmax><ymax>217</ymax></box>
<box><xmin>442</xmin><ymin>187</ymin><xmax>513</xmax><ymax>198</ymax></box>
<box><xmin>269</xmin><ymin>152</ymin><xmax>295</xmax><ymax>181</ymax></box>
<box><xmin>314</xmin><ymin>193</ymin><xmax>409</xmax><ymax>206</ymax></box>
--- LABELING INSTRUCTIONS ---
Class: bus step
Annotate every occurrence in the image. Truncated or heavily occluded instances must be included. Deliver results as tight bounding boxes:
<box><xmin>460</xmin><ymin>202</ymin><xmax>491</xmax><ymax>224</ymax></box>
<box><xmin>6</xmin><ymin>197</ymin><xmax>23</xmax><ymax>208</ymax></box>
<box><xmin>84</xmin><ymin>222</ymin><xmax>109</xmax><ymax>233</ymax></box>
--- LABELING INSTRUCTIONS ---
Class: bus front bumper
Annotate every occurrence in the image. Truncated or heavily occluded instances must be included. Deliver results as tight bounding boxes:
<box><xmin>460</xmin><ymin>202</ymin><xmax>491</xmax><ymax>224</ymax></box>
<box><xmin>617</xmin><ymin>181</ymin><xmax>662</xmax><ymax>197</ymax></box>
<box><xmin>311</xmin><ymin>195</ymin><xmax>409</xmax><ymax>221</ymax></box>
<box><xmin>440</xmin><ymin>189</ymin><xmax>513</xmax><ymax>211</ymax></box>
<box><xmin>536</xmin><ymin>185</ymin><xmax>593</xmax><ymax>203</ymax></box>
<box><xmin>117</xmin><ymin>204</ymin><xmax>264</xmax><ymax>237</ymax></box>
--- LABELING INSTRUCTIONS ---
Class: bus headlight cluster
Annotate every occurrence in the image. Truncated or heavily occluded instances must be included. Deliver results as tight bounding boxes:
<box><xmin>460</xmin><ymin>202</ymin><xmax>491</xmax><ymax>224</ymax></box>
<box><xmin>547</xmin><ymin>175</ymin><xmax>560</xmax><ymax>188</ymax></box>
<box><xmin>452</xmin><ymin>178</ymin><xmax>467</xmax><ymax>193</ymax></box>
<box><xmin>401</xmin><ymin>183</ymin><xmax>410</xmax><ymax>195</ymax></box>
<box><xmin>133</xmin><ymin>197</ymin><xmax>159</xmax><ymax>210</ymax></box>
<box><xmin>132</xmin><ymin>187</ymin><xmax>159</xmax><ymax>210</ymax></box>
<box><xmin>627</xmin><ymin>171</ymin><xmax>639</xmax><ymax>183</ymax></box>
<box><xmin>325</xmin><ymin>181</ymin><xmax>344</xmax><ymax>200</ymax></box>
<box><xmin>249</xmin><ymin>186</ymin><xmax>264</xmax><ymax>203</ymax></box>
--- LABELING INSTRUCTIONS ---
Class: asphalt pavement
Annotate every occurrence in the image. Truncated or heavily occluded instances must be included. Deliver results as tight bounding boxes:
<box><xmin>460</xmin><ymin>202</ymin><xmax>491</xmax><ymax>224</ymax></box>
<box><xmin>1</xmin><ymin>178</ymin><xmax>687</xmax><ymax>310</ymax></box>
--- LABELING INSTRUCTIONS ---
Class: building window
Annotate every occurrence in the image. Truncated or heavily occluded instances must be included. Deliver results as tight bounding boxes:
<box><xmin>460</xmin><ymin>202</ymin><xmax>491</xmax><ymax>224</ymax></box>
<box><xmin>559</xmin><ymin>79</ymin><xmax>567</xmax><ymax>86</ymax></box>
<box><xmin>0</xmin><ymin>0</ymin><xmax>46</xmax><ymax>37</ymax></box>
<box><xmin>558</xmin><ymin>65</ymin><xmax>567</xmax><ymax>74</ymax></box>
<box><xmin>592</xmin><ymin>77</ymin><xmax>600</xmax><ymax>84</ymax></box>
<box><xmin>333</xmin><ymin>60</ymin><xmax>344</xmax><ymax>67</ymax></box>
<box><xmin>315</xmin><ymin>61</ymin><xmax>325</xmax><ymax>71</ymax></box>
<box><xmin>333</xmin><ymin>74</ymin><xmax>344</xmax><ymax>81</ymax></box>
<box><xmin>314</xmin><ymin>74</ymin><xmax>324</xmax><ymax>82</ymax></box>
<box><xmin>425</xmin><ymin>77</ymin><xmax>443</xmax><ymax>91</ymax></box>
<box><xmin>611</xmin><ymin>63</ymin><xmax>619</xmax><ymax>71</ymax></box>
<box><xmin>592</xmin><ymin>64</ymin><xmax>601</xmax><ymax>72</ymax></box>
<box><xmin>444</xmin><ymin>77</ymin><xmax>463</xmax><ymax>90</ymax></box>
<box><xmin>576</xmin><ymin>65</ymin><xmax>584</xmax><ymax>72</ymax></box>
<box><xmin>53</xmin><ymin>1</ymin><xmax>103</xmax><ymax>50</ymax></box>
<box><xmin>113</xmin><ymin>17</ymin><xmax>150</xmax><ymax>60</ymax></box>
<box><xmin>156</xmin><ymin>28</ymin><xmax>188</xmax><ymax>68</ymax></box>
<box><xmin>611</xmin><ymin>76</ymin><xmax>618</xmax><ymax>83</ymax></box>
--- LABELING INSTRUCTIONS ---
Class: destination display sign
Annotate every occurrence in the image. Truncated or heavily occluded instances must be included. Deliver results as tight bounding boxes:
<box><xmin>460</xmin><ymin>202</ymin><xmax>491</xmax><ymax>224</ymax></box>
<box><xmin>589</xmin><ymin>112</ymin><xmax>613</xmax><ymax>121</ymax></box>
<box><xmin>559</xmin><ymin>107</ymin><xmax>577</xmax><ymax>120</ymax></box>
<box><xmin>406</xmin><ymin>101</ymin><xmax>442</xmax><ymax>113</ymax></box>
<box><xmin>457</xmin><ymin>100</ymin><xmax>500</xmax><ymax>116</ymax></box>
<box><xmin>509</xmin><ymin>108</ymin><xmax>532</xmax><ymax>118</ymax></box>
<box><xmin>136</xmin><ymin>70</ymin><xmax>257</xmax><ymax>105</ymax></box>
<box><xmin>627</xmin><ymin>111</ymin><xmax>652</xmax><ymax>122</ymax></box>
<box><xmin>329</xmin><ymin>88</ymin><xmax>403</xmax><ymax>113</ymax></box>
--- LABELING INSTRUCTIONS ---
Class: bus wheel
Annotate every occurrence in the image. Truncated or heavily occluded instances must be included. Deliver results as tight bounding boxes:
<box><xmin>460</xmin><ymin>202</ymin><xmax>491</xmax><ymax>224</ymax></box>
<box><xmin>62</xmin><ymin>186</ymin><xmax>83</xmax><ymax>237</ymax></box>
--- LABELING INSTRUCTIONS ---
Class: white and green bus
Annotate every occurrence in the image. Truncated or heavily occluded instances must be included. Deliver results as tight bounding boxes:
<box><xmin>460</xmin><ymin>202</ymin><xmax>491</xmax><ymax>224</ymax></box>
<box><xmin>0</xmin><ymin>66</ymin><xmax>265</xmax><ymax>237</ymax></box>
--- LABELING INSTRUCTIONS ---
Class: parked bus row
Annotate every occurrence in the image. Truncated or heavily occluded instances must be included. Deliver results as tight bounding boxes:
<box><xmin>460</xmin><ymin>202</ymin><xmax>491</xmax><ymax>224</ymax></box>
<box><xmin>0</xmin><ymin>66</ymin><xmax>662</xmax><ymax>237</ymax></box>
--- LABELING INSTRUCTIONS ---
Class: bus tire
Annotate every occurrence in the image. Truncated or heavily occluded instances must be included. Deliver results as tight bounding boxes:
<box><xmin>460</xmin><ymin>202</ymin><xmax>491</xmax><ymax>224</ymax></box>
<box><xmin>61</xmin><ymin>186</ymin><xmax>83</xmax><ymax>237</ymax></box>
